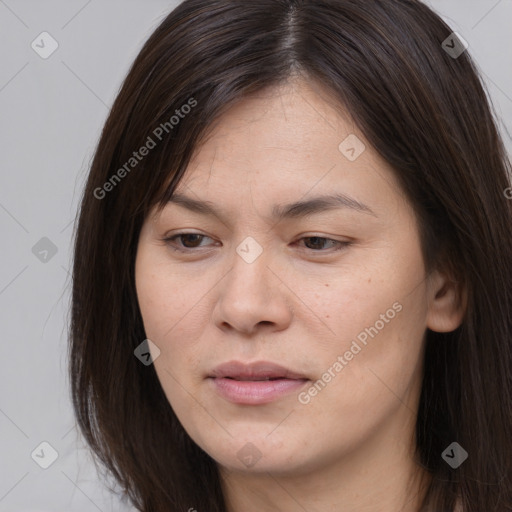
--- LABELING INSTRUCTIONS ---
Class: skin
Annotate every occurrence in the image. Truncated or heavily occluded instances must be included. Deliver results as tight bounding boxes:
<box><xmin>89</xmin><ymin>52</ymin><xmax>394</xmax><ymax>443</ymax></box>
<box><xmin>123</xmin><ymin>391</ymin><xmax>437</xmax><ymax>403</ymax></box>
<box><xmin>135</xmin><ymin>77</ymin><xmax>465</xmax><ymax>512</ymax></box>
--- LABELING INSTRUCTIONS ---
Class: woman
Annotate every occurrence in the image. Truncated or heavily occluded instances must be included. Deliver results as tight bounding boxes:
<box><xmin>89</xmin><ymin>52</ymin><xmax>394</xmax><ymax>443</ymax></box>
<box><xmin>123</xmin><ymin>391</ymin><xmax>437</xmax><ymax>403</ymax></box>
<box><xmin>69</xmin><ymin>0</ymin><xmax>512</xmax><ymax>510</ymax></box>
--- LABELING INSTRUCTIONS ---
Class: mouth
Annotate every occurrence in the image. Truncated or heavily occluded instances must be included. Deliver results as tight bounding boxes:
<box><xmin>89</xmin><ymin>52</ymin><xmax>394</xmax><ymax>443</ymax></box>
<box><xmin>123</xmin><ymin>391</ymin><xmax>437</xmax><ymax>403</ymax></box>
<box><xmin>209</xmin><ymin>360</ymin><xmax>308</xmax><ymax>380</ymax></box>
<box><xmin>224</xmin><ymin>376</ymin><xmax>285</xmax><ymax>381</ymax></box>
<box><xmin>208</xmin><ymin>360</ymin><xmax>309</xmax><ymax>404</ymax></box>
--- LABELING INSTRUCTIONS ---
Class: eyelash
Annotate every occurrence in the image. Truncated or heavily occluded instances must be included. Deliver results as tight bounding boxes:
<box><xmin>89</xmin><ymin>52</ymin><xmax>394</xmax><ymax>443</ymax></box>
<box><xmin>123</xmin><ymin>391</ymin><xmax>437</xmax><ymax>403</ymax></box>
<box><xmin>161</xmin><ymin>232</ymin><xmax>351</xmax><ymax>254</ymax></box>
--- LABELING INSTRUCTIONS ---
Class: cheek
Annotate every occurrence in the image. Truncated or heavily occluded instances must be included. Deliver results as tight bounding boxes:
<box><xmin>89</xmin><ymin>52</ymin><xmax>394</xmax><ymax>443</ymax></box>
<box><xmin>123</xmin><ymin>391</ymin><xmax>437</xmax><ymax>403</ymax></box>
<box><xmin>136</xmin><ymin>272</ymin><xmax>171</xmax><ymax>340</ymax></box>
<box><xmin>135</xmin><ymin>247</ymin><xmax>193</xmax><ymax>339</ymax></box>
<box><xmin>303</xmin><ymin>258</ymin><xmax>428</xmax><ymax>399</ymax></box>
<box><xmin>300</xmin><ymin>270</ymin><xmax>402</xmax><ymax>349</ymax></box>
<box><xmin>315</xmin><ymin>290</ymin><xmax>427</xmax><ymax>414</ymax></box>
<box><xmin>135</xmin><ymin>263</ymin><xmax>202</xmax><ymax>407</ymax></box>
<box><xmin>135</xmin><ymin>249</ymin><xmax>209</xmax><ymax>378</ymax></box>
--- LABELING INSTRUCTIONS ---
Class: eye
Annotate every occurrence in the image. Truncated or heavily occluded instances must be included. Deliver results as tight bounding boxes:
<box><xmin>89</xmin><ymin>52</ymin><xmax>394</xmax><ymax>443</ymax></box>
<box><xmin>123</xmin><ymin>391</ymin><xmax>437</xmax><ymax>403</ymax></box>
<box><xmin>295</xmin><ymin>236</ymin><xmax>350</xmax><ymax>252</ymax></box>
<box><xmin>163</xmin><ymin>232</ymin><xmax>214</xmax><ymax>252</ymax></box>
<box><xmin>162</xmin><ymin>232</ymin><xmax>350</xmax><ymax>254</ymax></box>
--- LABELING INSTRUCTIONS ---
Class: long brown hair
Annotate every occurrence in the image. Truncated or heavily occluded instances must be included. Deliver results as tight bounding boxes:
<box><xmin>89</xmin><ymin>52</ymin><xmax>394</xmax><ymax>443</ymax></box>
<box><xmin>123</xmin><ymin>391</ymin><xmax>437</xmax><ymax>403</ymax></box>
<box><xmin>69</xmin><ymin>0</ymin><xmax>512</xmax><ymax>510</ymax></box>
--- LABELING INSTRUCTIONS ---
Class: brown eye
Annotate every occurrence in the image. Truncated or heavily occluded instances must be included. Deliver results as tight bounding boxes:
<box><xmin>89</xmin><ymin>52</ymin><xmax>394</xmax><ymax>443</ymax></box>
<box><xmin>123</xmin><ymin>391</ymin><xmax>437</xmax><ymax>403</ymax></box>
<box><xmin>163</xmin><ymin>232</ymin><xmax>213</xmax><ymax>252</ymax></box>
<box><xmin>298</xmin><ymin>236</ymin><xmax>350</xmax><ymax>252</ymax></box>
<box><xmin>176</xmin><ymin>233</ymin><xmax>205</xmax><ymax>248</ymax></box>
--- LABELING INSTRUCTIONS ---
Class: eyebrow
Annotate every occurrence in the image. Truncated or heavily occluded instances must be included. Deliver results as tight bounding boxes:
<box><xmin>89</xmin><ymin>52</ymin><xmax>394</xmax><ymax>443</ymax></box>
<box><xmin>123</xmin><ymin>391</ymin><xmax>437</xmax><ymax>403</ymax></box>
<box><xmin>167</xmin><ymin>192</ymin><xmax>377</xmax><ymax>221</ymax></box>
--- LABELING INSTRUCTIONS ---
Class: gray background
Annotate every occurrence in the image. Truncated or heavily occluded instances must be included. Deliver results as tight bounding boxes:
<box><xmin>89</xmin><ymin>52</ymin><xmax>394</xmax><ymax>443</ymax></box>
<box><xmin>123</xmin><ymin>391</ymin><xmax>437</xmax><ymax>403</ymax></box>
<box><xmin>0</xmin><ymin>1</ymin><xmax>511</xmax><ymax>510</ymax></box>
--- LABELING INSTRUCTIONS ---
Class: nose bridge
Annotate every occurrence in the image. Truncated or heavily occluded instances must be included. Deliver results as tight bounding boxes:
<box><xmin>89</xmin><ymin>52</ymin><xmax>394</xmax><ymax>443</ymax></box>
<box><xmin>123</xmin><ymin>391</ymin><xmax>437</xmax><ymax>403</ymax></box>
<box><xmin>229</xmin><ymin>234</ymin><xmax>272</xmax><ymax>294</ymax></box>
<box><xmin>213</xmin><ymin>233</ymin><xmax>293</xmax><ymax>333</ymax></box>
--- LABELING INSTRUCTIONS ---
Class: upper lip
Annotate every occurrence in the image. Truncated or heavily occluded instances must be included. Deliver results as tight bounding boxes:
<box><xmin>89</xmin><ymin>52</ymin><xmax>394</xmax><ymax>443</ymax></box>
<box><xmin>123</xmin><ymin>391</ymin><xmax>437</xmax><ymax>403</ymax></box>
<box><xmin>209</xmin><ymin>361</ymin><xmax>308</xmax><ymax>381</ymax></box>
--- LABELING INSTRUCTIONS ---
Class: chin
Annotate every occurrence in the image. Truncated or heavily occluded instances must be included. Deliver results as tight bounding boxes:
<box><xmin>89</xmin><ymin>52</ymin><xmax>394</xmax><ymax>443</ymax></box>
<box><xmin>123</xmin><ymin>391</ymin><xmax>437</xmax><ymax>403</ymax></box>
<box><xmin>195</xmin><ymin>433</ymin><xmax>318</xmax><ymax>476</ymax></box>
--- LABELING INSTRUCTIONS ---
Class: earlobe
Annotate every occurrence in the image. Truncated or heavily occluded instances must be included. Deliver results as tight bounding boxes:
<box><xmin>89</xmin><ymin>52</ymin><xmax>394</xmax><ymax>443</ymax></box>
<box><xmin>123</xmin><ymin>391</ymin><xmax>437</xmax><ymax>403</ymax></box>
<box><xmin>426</xmin><ymin>270</ymin><xmax>467</xmax><ymax>333</ymax></box>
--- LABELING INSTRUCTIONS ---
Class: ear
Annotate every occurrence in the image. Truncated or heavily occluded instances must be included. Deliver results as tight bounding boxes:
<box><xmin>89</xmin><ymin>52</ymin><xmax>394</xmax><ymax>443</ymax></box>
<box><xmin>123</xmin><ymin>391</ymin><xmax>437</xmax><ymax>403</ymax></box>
<box><xmin>425</xmin><ymin>269</ymin><xmax>467</xmax><ymax>333</ymax></box>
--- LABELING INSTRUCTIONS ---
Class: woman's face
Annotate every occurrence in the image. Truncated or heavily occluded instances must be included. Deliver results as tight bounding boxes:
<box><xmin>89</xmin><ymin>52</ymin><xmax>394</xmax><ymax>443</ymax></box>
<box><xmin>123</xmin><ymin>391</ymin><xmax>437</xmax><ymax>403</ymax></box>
<box><xmin>135</xmin><ymin>78</ymin><xmax>459</xmax><ymax>477</ymax></box>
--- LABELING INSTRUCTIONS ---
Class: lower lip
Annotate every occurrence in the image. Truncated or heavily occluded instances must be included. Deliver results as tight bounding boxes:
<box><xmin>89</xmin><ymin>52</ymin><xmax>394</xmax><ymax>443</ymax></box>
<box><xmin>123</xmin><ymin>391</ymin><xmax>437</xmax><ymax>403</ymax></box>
<box><xmin>209</xmin><ymin>377</ymin><xmax>309</xmax><ymax>405</ymax></box>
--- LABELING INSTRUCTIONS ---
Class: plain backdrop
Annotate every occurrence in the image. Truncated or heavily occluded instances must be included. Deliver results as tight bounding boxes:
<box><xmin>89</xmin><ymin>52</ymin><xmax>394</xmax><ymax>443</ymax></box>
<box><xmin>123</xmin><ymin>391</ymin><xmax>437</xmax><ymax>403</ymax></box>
<box><xmin>0</xmin><ymin>1</ymin><xmax>511</xmax><ymax>510</ymax></box>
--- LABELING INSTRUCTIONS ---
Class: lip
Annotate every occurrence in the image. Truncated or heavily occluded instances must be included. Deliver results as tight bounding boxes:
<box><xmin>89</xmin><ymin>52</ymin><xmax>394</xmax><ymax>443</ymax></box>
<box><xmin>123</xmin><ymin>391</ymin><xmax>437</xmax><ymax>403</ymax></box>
<box><xmin>209</xmin><ymin>360</ymin><xmax>308</xmax><ymax>380</ymax></box>
<box><xmin>208</xmin><ymin>360</ymin><xmax>309</xmax><ymax>405</ymax></box>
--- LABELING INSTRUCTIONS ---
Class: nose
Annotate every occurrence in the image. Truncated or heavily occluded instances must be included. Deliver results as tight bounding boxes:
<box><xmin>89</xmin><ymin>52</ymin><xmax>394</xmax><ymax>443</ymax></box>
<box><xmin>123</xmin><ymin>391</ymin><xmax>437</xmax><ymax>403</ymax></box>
<box><xmin>212</xmin><ymin>242</ymin><xmax>293</xmax><ymax>335</ymax></box>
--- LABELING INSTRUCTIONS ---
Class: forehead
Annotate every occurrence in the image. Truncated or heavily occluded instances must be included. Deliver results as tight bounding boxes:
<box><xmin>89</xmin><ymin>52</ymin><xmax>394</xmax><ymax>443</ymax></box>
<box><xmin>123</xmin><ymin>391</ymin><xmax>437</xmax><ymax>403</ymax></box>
<box><xmin>189</xmin><ymin>78</ymin><xmax>358</xmax><ymax>162</ymax></box>
<box><xmin>148</xmin><ymin>77</ymin><xmax>409</xmax><ymax>232</ymax></box>
<box><xmin>172</xmin><ymin>80</ymin><xmax>398</xmax><ymax>210</ymax></box>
